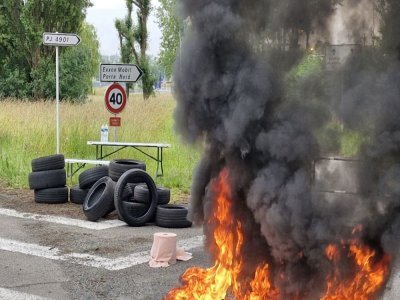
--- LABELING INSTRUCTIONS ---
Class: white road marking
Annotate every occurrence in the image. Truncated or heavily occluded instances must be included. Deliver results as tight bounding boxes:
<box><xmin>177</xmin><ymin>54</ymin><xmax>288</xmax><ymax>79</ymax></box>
<box><xmin>0</xmin><ymin>287</ymin><xmax>51</xmax><ymax>300</ymax></box>
<box><xmin>0</xmin><ymin>235</ymin><xmax>204</xmax><ymax>271</ymax></box>
<box><xmin>0</xmin><ymin>208</ymin><xmax>125</xmax><ymax>230</ymax></box>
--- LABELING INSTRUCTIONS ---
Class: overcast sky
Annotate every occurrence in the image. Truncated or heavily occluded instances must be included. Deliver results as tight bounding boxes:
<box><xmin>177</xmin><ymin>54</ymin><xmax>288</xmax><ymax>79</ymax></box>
<box><xmin>86</xmin><ymin>0</ymin><xmax>161</xmax><ymax>57</ymax></box>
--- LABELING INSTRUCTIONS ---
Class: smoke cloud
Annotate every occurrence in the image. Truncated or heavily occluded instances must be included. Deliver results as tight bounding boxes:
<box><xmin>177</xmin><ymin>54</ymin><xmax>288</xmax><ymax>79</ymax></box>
<box><xmin>173</xmin><ymin>0</ymin><xmax>400</xmax><ymax>297</ymax></box>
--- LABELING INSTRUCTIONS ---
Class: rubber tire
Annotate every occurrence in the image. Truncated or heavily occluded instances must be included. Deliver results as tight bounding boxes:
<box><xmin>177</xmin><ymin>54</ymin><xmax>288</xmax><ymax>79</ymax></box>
<box><xmin>119</xmin><ymin>202</ymin><xmax>148</xmax><ymax>221</ymax></box>
<box><xmin>108</xmin><ymin>159</ymin><xmax>146</xmax><ymax>182</ymax></box>
<box><xmin>155</xmin><ymin>204</ymin><xmax>192</xmax><ymax>228</ymax></box>
<box><xmin>79</xmin><ymin>166</ymin><xmax>109</xmax><ymax>189</ymax></box>
<box><xmin>83</xmin><ymin>177</ymin><xmax>115</xmax><ymax>221</ymax></box>
<box><xmin>70</xmin><ymin>185</ymin><xmax>88</xmax><ymax>204</ymax></box>
<box><xmin>29</xmin><ymin>169</ymin><xmax>66</xmax><ymax>190</ymax></box>
<box><xmin>134</xmin><ymin>185</ymin><xmax>170</xmax><ymax>205</ymax></box>
<box><xmin>114</xmin><ymin>169</ymin><xmax>157</xmax><ymax>226</ymax></box>
<box><xmin>31</xmin><ymin>154</ymin><xmax>65</xmax><ymax>172</ymax></box>
<box><xmin>34</xmin><ymin>187</ymin><xmax>68</xmax><ymax>204</ymax></box>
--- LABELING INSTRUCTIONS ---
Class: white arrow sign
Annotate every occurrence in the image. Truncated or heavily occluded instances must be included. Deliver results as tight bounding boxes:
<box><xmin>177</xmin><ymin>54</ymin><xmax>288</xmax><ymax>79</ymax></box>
<box><xmin>100</xmin><ymin>64</ymin><xmax>143</xmax><ymax>83</ymax></box>
<box><xmin>43</xmin><ymin>32</ymin><xmax>81</xmax><ymax>47</ymax></box>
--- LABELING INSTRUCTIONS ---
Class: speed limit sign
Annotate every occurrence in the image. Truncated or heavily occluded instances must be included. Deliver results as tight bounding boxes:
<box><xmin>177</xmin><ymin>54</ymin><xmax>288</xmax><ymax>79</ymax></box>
<box><xmin>104</xmin><ymin>83</ymin><xmax>127</xmax><ymax>114</ymax></box>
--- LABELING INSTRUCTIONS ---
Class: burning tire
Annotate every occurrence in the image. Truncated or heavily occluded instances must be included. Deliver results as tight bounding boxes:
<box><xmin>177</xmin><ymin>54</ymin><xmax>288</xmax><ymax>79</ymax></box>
<box><xmin>155</xmin><ymin>204</ymin><xmax>192</xmax><ymax>228</ymax></box>
<box><xmin>28</xmin><ymin>169</ymin><xmax>66</xmax><ymax>190</ymax></box>
<box><xmin>114</xmin><ymin>169</ymin><xmax>157</xmax><ymax>226</ymax></box>
<box><xmin>83</xmin><ymin>176</ymin><xmax>115</xmax><ymax>221</ymax></box>
<box><xmin>108</xmin><ymin>159</ymin><xmax>146</xmax><ymax>182</ymax></box>
<box><xmin>134</xmin><ymin>185</ymin><xmax>170</xmax><ymax>205</ymax></box>
<box><xmin>34</xmin><ymin>187</ymin><xmax>69</xmax><ymax>204</ymax></box>
<box><xmin>31</xmin><ymin>154</ymin><xmax>65</xmax><ymax>172</ymax></box>
<box><xmin>79</xmin><ymin>166</ymin><xmax>109</xmax><ymax>189</ymax></box>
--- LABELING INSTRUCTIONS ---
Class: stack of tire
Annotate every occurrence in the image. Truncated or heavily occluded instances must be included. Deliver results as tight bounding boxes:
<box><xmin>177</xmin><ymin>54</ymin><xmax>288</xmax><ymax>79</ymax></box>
<box><xmin>133</xmin><ymin>184</ymin><xmax>191</xmax><ymax>228</ymax></box>
<box><xmin>29</xmin><ymin>154</ymin><xmax>68</xmax><ymax>204</ymax></box>
<box><xmin>70</xmin><ymin>166</ymin><xmax>109</xmax><ymax>205</ymax></box>
<box><xmin>82</xmin><ymin>159</ymin><xmax>146</xmax><ymax>222</ymax></box>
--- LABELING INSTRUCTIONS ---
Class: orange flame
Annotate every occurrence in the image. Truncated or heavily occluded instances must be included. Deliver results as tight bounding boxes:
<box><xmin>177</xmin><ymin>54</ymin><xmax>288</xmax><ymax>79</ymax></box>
<box><xmin>164</xmin><ymin>168</ymin><xmax>391</xmax><ymax>299</ymax></box>
<box><xmin>322</xmin><ymin>240</ymin><xmax>391</xmax><ymax>299</ymax></box>
<box><xmin>164</xmin><ymin>168</ymin><xmax>278</xmax><ymax>300</ymax></box>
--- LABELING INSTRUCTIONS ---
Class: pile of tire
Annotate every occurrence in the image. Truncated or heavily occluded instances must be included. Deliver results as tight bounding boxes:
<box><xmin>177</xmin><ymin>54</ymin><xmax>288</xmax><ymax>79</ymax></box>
<box><xmin>29</xmin><ymin>154</ymin><xmax>68</xmax><ymax>204</ymax></box>
<box><xmin>61</xmin><ymin>158</ymin><xmax>192</xmax><ymax>229</ymax></box>
<box><xmin>82</xmin><ymin>159</ymin><xmax>146</xmax><ymax>222</ymax></box>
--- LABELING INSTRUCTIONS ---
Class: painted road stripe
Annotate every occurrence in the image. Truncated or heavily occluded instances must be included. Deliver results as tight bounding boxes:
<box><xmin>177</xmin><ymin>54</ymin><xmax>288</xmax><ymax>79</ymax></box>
<box><xmin>0</xmin><ymin>235</ymin><xmax>204</xmax><ymax>271</ymax></box>
<box><xmin>0</xmin><ymin>287</ymin><xmax>51</xmax><ymax>300</ymax></box>
<box><xmin>0</xmin><ymin>208</ymin><xmax>125</xmax><ymax>230</ymax></box>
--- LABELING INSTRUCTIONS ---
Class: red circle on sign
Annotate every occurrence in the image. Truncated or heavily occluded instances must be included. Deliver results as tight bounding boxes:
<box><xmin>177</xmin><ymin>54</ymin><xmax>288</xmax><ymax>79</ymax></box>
<box><xmin>104</xmin><ymin>83</ymin><xmax>127</xmax><ymax>114</ymax></box>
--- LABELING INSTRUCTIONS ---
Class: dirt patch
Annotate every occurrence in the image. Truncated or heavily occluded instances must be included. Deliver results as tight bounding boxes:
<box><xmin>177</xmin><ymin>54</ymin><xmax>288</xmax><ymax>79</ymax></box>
<box><xmin>0</xmin><ymin>185</ymin><xmax>90</xmax><ymax>220</ymax></box>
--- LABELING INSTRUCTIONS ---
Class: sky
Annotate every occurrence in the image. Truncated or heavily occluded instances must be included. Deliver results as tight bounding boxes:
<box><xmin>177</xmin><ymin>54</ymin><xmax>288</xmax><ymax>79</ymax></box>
<box><xmin>86</xmin><ymin>0</ymin><xmax>161</xmax><ymax>57</ymax></box>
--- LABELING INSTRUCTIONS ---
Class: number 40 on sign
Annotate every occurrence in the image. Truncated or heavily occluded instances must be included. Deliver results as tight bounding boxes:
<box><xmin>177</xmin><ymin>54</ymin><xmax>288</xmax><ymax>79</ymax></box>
<box><xmin>104</xmin><ymin>83</ymin><xmax>127</xmax><ymax>114</ymax></box>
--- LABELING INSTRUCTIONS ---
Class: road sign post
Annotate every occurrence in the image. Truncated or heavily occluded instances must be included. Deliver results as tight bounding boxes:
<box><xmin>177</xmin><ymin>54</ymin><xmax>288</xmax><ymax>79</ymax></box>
<box><xmin>104</xmin><ymin>83</ymin><xmax>127</xmax><ymax>143</ymax></box>
<box><xmin>43</xmin><ymin>32</ymin><xmax>81</xmax><ymax>154</ymax></box>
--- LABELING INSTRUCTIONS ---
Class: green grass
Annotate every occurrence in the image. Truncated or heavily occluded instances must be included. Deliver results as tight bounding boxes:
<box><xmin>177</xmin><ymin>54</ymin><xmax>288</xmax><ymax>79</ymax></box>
<box><xmin>0</xmin><ymin>91</ymin><xmax>201</xmax><ymax>198</ymax></box>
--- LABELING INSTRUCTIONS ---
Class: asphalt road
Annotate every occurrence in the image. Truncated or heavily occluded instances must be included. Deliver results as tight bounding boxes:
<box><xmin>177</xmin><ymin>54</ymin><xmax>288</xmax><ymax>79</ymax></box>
<box><xmin>0</xmin><ymin>201</ymin><xmax>398</xmax><ymax>299</ymax></box>
<box><xmin>0</xmin><ymin>206</ymin><xmax>207</xmax><ymax>300</ymax></box>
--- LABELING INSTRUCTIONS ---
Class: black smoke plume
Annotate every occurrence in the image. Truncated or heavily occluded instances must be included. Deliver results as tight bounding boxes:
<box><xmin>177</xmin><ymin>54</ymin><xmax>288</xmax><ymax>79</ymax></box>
<box><xmin>172</xmin><ymin>0</ymin><xmax>400</xmax><ymax>297</ymax></box>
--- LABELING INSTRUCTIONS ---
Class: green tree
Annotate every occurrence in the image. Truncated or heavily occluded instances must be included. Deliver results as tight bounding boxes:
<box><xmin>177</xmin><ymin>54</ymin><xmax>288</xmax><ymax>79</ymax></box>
<box><xmin>115</xmin><ymin>0</ymin><xmax>156</xmax><ymax>99</ymax></box>
<box><xmin>31</xmin><ymin>22</ymin><xmax>100</xmax><ymax>101</ymax></box>
<box><xmin>156</xmin><ymin>0</ymin><xmax>180</xmax><ymax>79</ymax></box>
<box><xmin>0</xmin><ymin>0</ymin><xmax>95</xmax><ymax>100</ymax></box>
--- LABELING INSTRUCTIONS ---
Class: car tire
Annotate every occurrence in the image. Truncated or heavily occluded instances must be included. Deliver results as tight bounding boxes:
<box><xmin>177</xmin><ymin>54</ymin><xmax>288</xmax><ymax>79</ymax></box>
<box><xmin>114</xmin><ymin>169</ymin><xmax>157</xmax><ymax>226</ymax></box>
<box><xmin>70</xmin><ymin>185</ymin><xmax>88</xmax><ymax>204</ymax></box>
<box><xmin>118</xmin><ymin>202</ymin><xmax>148</xmax><ymax>221</ymax></box>
<box><xmin>134</xmin><ymin>185</ymin><xmax>170</xmax><ymax>205</ymax></box>
<box><xmin>155</xmin><ymin>204</ymin><xmax>192</xmax><ymax>228</ymax></box>
<box><xmin>34</xmin><ymin>187</ymin><xmax>69</xmax><ymax>204</ymax></box>
<box><xmin>79</xmin><ymin>166</ymin><xmax>109</xmax><ymax>189</ymax></box>
<box><xmin>109</xmin><ymin>159</ymin><xmax>146</xmax><ymax>182</ymax></box>
<box><xmin>28</xmin><ymin>169</ymin><xmax>66</xmax><ymax>190</ymax></box>
<box><xmin>31</xmin><ymin>154</ymin><xmax>65</xmax><ymax>172</ymax></box>
<box><xmin>83</xmin><ymin>177</ymin><xmax>115</xmax><ymax>221</ymax></box>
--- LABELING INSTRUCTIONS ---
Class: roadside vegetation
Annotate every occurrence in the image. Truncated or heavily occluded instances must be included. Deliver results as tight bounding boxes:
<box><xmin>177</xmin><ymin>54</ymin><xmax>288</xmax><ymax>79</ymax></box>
<box><xmin>0</xmin><ymin>90</ymin><xmax>201</xmax><ymax>199</ymax></box>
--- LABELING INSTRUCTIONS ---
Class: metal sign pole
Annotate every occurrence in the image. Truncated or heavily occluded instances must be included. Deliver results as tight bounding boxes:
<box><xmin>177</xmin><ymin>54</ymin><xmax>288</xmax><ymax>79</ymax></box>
<box><xmin>114</xmin><ymin>113</ymin><xmax>117</xmax><ymax>143</ymax></box>
<box><xmin>56</xmin><ymin>45</ymin><xmax>60</xmax><ymax>154</ymax></box>
<box><xmin>43</xmin><ymin>32</ymin><xmax>81</xmax><ymax>154</ymax></box>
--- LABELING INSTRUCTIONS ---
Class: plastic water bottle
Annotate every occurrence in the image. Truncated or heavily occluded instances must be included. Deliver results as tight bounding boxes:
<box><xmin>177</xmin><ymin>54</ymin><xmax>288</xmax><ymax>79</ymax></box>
<box><xmin>100</xmin><ymin>124</ymin><xmax>104</xmax><ymax>142</ymax></box>
<box><xmin>104</xmin><ymin>124</ymin><xmax>109</xmax><ymax>142</ymax></box>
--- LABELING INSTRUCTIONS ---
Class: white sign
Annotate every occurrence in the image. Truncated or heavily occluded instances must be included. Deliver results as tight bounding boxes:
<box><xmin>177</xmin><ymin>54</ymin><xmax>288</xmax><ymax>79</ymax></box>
<box><xmin>100</xmin><ymin>64</ymin><xmax>143</xmax><ymax>82</ymax></box>
<box><xmin>43</xmin><ymin>32</ymin><xmax>81</xmax><ymax>47</ymax></box>
<box><xmin>325</xmin><ymin>44</ymin><xmax>361</xmax><ymax>71</ymax></box>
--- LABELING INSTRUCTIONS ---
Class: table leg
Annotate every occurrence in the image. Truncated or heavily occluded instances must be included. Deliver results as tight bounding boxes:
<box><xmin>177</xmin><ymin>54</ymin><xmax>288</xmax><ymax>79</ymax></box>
<box><xmin>156</xmin><ymin>147</ymin><xmax>160</xmax><ymax>177</ymax></box>
<box><xmin>160</xmin><ymin>148</ymin><xmax>164</xmax><ymax>176</ymax></box>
